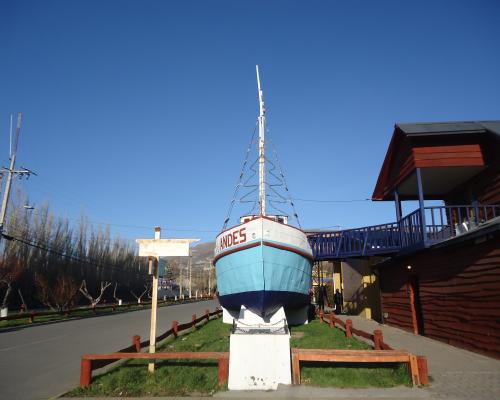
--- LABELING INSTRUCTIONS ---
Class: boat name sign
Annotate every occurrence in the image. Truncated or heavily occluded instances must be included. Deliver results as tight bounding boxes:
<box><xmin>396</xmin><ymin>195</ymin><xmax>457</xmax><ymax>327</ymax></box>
<box><xmin>215</xmin><ymin>224</ymin><xmax>257</xmax><ymax>255</ymax></box>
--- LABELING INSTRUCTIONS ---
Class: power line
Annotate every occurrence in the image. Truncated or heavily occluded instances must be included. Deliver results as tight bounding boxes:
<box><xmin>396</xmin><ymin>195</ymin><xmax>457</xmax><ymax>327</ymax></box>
<box><xmin>1</xmin><ymin>230</ymin><xmax>148</xmax><ymax>276</ymax></box>
<box><xmin>8</xmin><ymin>205</ymin><xmax>219</xmax><ymax>234</ymax></box>
<box><xmin>292</xmin><ymin>198</ymin><xmax>371</xmax><ymax>203</ymax></box>
<box><xmin>22</xmin><ymin>174</ymin><xmax>220</xmax><ymax>233</ymax></box>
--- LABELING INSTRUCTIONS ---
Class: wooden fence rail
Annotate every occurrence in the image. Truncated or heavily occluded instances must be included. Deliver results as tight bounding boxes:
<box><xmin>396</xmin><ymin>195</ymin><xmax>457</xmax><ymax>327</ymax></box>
<box><xmin>80</xmin><ymin>352</ymin><xmax>229</xmax><ymax>387</ymax></box>
<box><xmin>317</xmin><ymin>311</ymin><xmax>428</xmax><ymax>384</ymax></box>
<box><xmin>319</xmin><ymin>311</ymin><xmax>393</xmax><ymax>350</ymax></box>
<box><xmin>79</xmin><ymin>307</ymin><xmax>223</xmax><ymax>384</ymax></box>
<box><xmin>0</xmin><ymin>296</ymin><xmax>213</xmax><ymax>325</ymax></box>
<box><xmin>291</xmin><ymin>348</ymin><xmax>422</xmax><ymax>386</ymax></box>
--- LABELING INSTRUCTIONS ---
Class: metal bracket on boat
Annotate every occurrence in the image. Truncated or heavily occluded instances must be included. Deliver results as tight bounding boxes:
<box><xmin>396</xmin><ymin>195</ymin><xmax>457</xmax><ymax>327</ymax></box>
<box><xmin>231</xmin><ymin>318</ymin><xmax>289</xmax><ymax>335</ymax></box>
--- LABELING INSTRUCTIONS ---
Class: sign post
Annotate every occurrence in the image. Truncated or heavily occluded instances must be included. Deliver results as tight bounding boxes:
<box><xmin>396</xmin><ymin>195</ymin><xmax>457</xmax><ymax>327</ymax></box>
<box><xmin>136</xmin><ymin>229</ymin><xmax>198</xmax><ymax>373</ymax></box>
<box><xmin>148</xmin><ymin>228</ymin><xmax>160</xmax><ymax>373</ymax></box>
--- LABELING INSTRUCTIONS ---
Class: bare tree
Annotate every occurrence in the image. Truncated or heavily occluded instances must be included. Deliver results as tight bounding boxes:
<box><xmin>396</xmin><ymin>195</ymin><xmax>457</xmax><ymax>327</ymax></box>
<box><xmin>2</xmin><ymin>190</ymin><xmax>150</xmax><ymax>309</ymax></box>
<box><xmin>131</xmin><ymin>284</ymin><xmax>150</xmax><ymax>304</ymax></box>
<box><xmin>18</xmin><ymin>289</ymin><xmax>28</xmax><ymax>312</ymax></box>
<box><xmin>79</xmin><ymin>279</ymin><xmax>111</xmax><ymax>307</ymax></box>
<box><xmin>0</xmin><ymin>260</ymin><xmax>24</xmax><ymax>311</ymax></box>
<box><xmin>35</xmin><ymin>273</ymin><xmax>78</xmax><ymax>311</ymax></box>
<box><xmin>53</xmin><ymin>275</ymin><xmax>78</xmax><ymax>310</ymax></box>
<box><xmin>113</xmin><ymin>282</ymin><xmax>122</xmax><ymax>305</ymax></box>
<box><xmin>35</xmin><ymin>274</ymin><xmax>55</xmax><ymax>311</ymax></box>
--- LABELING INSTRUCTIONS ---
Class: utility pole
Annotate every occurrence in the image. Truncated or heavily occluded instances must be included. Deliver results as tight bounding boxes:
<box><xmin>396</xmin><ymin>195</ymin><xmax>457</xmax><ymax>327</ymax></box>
<box><xmin>0</xmin><ymin>113</ymin><xmax>36</xmax><ymax>237</ymax></box>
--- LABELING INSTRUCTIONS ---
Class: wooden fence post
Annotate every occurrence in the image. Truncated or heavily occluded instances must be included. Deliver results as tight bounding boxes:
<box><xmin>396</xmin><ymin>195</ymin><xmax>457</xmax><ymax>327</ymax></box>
<box><xmin>292</xmin><ymin>350</ymin><xmax>300</xmax><ymax>384</ymax></box>
<box><xmin>80</xmin><ymin>358</ymin><xmax>92</xmax><ymax>387</ymax></box>
<box><xmin>373</xmin><ymin>330</ymin><xmax>383</xmax><ymax>350</ymax></box>
<box><xmin>346</xmin><ymin>319</ymin><xmax>353</xmax><ymax>338</ymax></box>
<box><xmin>417</xmin><ymin>356</ymin><xmax>429</xmax><ymax>385</ymax></box>
<box><xmin>218</xmin><ymin>354</ymin><xmax>229</xmax><ymax>386</ymax></box>
<box><xmin>205</xmin><ymin>309</ymin><xmax>210</xmax><ymax>321</ymax></box>
<box><xmin>409</xmin><ymin>354</ymin><xmax>420</xmax><ymax>386</ymax></box>
<box><xmin>328</xmin><ymin>313</ymin><xmax>334</xmax><ymax>328</ymax></box>
<box><xmin>172</xmin><ymin>320</ymin><xmax>178</xmax><ymax>338</ymax></box>
<box><xmin>133</xmin><ymin>335</ymin><xmax>141</xmax><ymax>352</ymax></box>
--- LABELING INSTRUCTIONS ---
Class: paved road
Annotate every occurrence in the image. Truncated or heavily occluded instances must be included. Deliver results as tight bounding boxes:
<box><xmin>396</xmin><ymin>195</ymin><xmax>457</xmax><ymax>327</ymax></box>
<box><xmin>0</xmin><ymin>299</ymin><xmax>219</xmax><ymax>400</ymax></box>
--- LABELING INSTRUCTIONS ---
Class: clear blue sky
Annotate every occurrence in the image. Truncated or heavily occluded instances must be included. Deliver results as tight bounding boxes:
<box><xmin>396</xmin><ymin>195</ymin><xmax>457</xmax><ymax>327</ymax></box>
<box><xmin>1</xmin><ymin>0</ymin><xmax>499</xmax><ymax>243</ymax></box>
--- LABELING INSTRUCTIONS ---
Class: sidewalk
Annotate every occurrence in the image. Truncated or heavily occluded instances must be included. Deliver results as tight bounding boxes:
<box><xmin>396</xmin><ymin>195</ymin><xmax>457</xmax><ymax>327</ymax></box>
<box><xmin>334</xmin><ymin>315</ymin><xmax>500</xmax><ymax>399</ymax></box>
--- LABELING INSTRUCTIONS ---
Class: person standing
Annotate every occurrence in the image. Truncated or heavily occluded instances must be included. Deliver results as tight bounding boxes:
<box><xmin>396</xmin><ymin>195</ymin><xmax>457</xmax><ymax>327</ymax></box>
<box><xmin>318</xmin><ymin>285</ymin><xmax>325</xmax><ymax>311</ymax></box>
<box><xmin>322</xmin><ymin>285</ymin><xmax>329</xmax><ymax>309</ymax></box>
<box><xmin>334</xmin><ymin>289</ymin><xmax>343</xmax><ymax>314</ymax></box>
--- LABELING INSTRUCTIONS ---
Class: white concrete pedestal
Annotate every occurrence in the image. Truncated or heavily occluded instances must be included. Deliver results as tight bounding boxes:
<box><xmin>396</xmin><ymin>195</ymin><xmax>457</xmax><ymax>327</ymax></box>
<box><xmin>228</xmin><ymin>306</ymin><xmax>291</xmax><ymax>390</ymax></box>
<box><xmin>222</xmin><ymin>306</ymin><xmax>240</xmax><ymax>324</ymax></box>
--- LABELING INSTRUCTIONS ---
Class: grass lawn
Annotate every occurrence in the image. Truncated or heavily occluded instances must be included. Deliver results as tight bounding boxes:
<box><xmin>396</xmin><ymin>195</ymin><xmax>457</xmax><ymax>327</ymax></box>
<box><xmin>290</xmin><ymin>320</ymin><xmax>371</xmax><ymax>350</ymax></box>
<box><xmin>68</xmin><ymin>317</ymin><xmax>411</xmax><ymax>397</ymax></box>
<box><xmin>290</xmin><ymin>320</ymin><xmax>412</xmax><ymax>388</ymax></box>
<box><xmin>0</xmin><ymin>306</ymin><xmax>132</xmax><ymax>329</ymax></box>
<box><xmin>67</xmin><ymin>318</ymin><xmax>231</xmax><ymax>397</ymax></box>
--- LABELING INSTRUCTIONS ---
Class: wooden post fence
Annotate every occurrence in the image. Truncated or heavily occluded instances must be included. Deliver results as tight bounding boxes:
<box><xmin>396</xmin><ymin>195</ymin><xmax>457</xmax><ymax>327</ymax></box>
<box><xmin>373</xmin><ymin>330</ymin><xmax>383</xmax><ymax>350</ymax></box>
<box><xmin>346</xmin><ymin>319</ymin><xmax>353</xmax><ymax>338</ymax></box>
<box><xmin>133</xmin><ymin>335</ymin><xmax>141</xmax><ymax>352</ymax></box>
<box><xmin>172</xmin><ymin>320</ymin><xmax>178</xmax><ymax>338</ymax></box>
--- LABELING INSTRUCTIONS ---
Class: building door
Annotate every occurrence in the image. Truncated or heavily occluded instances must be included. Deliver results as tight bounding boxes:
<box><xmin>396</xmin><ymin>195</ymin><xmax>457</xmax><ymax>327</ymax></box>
<box><xmin>409</xmin><ymin>276</ymin><xmax>425</xmax><ymax>335</ymax></box>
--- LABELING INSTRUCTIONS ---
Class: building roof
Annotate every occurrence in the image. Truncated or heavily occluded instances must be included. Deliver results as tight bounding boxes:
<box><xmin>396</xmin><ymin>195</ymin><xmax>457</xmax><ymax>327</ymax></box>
<box><xmin>372</xmin><ymin>120</ymin><xmax>500</xmax><ymax>201</ymax></box>
<box><xmin>396</xmin><ymin>120</ymin><xmax>500</xmax><ymax>137</ymax></box>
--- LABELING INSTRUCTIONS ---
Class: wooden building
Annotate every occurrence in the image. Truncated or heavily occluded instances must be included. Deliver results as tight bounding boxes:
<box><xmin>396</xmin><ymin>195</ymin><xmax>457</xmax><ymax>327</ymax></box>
<box><xmin>372</xmin><ymin>121</ymin><xmax>500</xmax><ymax>358</ymax></box>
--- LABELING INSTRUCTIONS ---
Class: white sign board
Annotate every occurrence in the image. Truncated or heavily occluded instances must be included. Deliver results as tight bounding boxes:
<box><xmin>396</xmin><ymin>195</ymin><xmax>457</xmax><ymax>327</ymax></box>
<box><xmin>136</xmin><ymin>239</ymin><xmax>199</xmax><ymax>257</ymax></box>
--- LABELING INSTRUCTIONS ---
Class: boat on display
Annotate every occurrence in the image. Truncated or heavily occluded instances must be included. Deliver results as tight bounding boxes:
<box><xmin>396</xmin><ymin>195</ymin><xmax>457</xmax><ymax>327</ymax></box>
<box><xmin>214</xmin><ymin>66</ymin><xmax>313</xmax><ymax>318</ymax></box>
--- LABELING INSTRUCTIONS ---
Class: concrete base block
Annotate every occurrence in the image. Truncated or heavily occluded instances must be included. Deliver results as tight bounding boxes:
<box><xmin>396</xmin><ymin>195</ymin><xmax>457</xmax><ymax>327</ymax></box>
<box><xmin>222</xmin><ymin>307</ymin><xmax>240</xmax><ymax>324</ymax></box>
<box><xmin>237</xmin><ymin>305</ymin><xmax>287</xmax><ymax>325</ymax></box>
<box><xmin>228</xmin><ymin>306</ymin><xmax>291</xmax><ymax>391</ymax></box>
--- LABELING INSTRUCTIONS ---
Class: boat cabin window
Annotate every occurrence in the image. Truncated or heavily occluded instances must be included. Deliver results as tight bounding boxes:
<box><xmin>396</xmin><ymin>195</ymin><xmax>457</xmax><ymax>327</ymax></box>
<box><xmin>240</xmin><ymin>215</ymin><xmax>258</xmax><ymax>223</ymax></box>
<box><xmin>239</xmin><ymin>215</ymin><xmax>288</xmax><ymax>224</ymax></box>
<box><xmin>275</xmin><ymin>216</ymin><xmax>288</xmax><ymax>224</ymax></box>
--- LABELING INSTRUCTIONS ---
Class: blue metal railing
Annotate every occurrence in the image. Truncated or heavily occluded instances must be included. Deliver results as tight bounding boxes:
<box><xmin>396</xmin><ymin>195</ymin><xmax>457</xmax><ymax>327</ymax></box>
<box><xmin>308</xmin><ymin>204</ymin><xmax>499</xmax><ymax>260</ymax></box>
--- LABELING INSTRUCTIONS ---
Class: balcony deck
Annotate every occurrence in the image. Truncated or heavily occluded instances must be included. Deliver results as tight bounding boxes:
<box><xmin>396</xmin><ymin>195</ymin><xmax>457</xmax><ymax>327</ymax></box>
<box><xmin>308</xmin><ymin>204</ymin><xmax>500</xmax><ymax>260</ymax></box>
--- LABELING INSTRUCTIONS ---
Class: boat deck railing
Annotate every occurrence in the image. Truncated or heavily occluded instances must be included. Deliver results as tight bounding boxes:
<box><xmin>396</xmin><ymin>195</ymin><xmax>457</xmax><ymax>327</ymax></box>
<box><xmin>308</xmin><ymin>204</ymin><xmax>500</xmax><ymax>260</ymax></box>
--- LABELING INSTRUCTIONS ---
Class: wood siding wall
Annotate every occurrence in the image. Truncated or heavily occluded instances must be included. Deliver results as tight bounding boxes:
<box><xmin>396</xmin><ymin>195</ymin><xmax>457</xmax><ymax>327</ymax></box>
<box><xmin>413</xmin><ymin>144</ymin><xmax>484</xmax><ymax>168</ymax></box>
<box><xmin>479</xmin><ymin>168</ymin><xmax>500</xmax><ymax>204</ymax></box>
<box><xmin>380</xmin><ymin>233</ymin><xmax>500</xmax><ymax>359</ymax></box>
<box><xmin>373</xmin><ymin>131</ymin><xmax>414</xmax><ymax>200</ymax></box>
<box><xmin>445</xmin><ymin>156</ymin><xmax>500</xmax><ymax>205</ymax></box>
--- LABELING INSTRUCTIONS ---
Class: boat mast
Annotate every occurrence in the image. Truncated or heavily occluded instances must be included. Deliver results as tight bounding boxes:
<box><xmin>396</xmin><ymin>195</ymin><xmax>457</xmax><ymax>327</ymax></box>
<box><xmin>256</xmin><ymin>65</ymin><xmax>266</xmax><ymax>216</ymax></box>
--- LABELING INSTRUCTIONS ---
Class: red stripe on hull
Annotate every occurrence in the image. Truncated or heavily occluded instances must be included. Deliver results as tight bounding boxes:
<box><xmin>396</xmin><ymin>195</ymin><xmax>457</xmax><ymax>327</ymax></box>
<box><xmin>262</xmin><ymin>240</ymin><xmax>313</xmax><ymax>263</ymax></box>
<box><xmin>213</xmin><ymin>240</ymin><xmax>313</xmax><ymax>264</ymax></box>
<box><xmin>213</xmin><ymin>241</ymin><xmax>261</xmax><ymax>264</ymax></box>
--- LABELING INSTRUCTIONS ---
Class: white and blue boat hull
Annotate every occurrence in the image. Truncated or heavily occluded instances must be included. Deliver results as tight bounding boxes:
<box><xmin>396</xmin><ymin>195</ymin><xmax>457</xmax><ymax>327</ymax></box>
<box><xmin>214</xmin><ymin>217</ymin><xmax>313</xmax><ymax>317</ymax></box>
